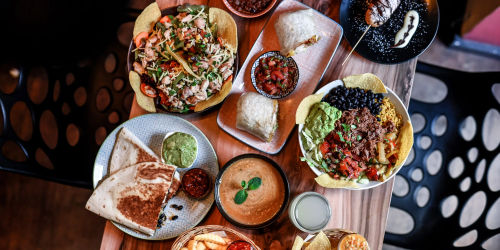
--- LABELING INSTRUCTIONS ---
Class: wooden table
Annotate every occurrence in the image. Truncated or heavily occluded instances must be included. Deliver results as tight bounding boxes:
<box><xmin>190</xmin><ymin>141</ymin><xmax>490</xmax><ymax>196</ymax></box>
<box><xmin>100</xmin><ymin>0</ymin><xmax>416</xmax><ymax>249</ymax></box>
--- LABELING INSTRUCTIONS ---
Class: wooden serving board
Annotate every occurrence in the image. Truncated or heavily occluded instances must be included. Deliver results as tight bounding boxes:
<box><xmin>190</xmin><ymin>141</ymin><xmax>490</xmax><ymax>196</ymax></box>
<box><xmin>217</xmin><ymin>0</ymin><xmax>343</xmax><ymax>154</ymax></box>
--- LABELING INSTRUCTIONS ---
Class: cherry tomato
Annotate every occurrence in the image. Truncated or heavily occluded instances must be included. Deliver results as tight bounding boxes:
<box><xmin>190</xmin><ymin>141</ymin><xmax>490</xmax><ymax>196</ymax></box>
<box><xmin>134</xmin><ymin>32</ymin><xmax>149</xmax><ymax>48</ymax></box>
<box><xmin>159</xmin><ymin>16</ymin><xmax>171</xmax><ymax>24</ymax></box>
<box><xmin>140</xmin><ymin>83</ymin><xmax>157</xmax><ymax>98</ymax></box>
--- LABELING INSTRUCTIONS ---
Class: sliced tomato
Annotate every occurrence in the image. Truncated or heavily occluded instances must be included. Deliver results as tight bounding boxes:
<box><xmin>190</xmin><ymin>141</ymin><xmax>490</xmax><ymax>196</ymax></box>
<box><xmin>158</xmin><ymin>91</ymin><xmax>168</xmax><ymax>105</ymax></box>
<box><xmin>160</xmin><ymin>61</ymin><xmax>180</xmax><ymax>71</ymax></box>
<box><xmin>223</xmin><ymin>75</ymin><xmax>233</xmax><ymax>85</ymax></box>
<box><xmin>134</xmin><ymin>32</ymin><xmax>149</xmax><ymax>48</ymax></box>
<box><xmin>271</xmin><ymin>70</ymin><xmax>285</xmax><ymax>80</ymax></box>
<box><xmin>365</xmin><ymin>167</ymin><xmax>379</xmax><ymax>181</ymax></box>
<box><xmin>319</xmin><ymin>141</ymin><xmax>330</xmax><ymax>155</ymax></box>
<box><xmin>140</xmin><ymin>83</ymin><xmax>157</xmax><ymax>98</ymax></box>
<box><xmin>159</xmin><ymin>16</ymin><xmax>171</xmax><ymax>24</ymax></box>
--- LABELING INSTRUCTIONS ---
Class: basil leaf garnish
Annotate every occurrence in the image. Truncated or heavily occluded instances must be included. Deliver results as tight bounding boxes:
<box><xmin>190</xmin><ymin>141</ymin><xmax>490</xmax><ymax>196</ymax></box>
<box><xmin>234</xmin><ymin>190</ymin><xmax>248</xmax><ymax>204</ymax></box>
<box><xmin>248</xmin><ymin>177</ymin><xmax>262</xmax><ymax>191</ymax></box>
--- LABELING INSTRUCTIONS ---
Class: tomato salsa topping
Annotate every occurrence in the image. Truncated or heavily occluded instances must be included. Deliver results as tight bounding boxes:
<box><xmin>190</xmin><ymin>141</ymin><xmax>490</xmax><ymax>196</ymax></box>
<box><xmin>227</xmin><ymin>240</ymin><xmax>252</xmax><ymax>250</ymax></box>
<box><xmin>253</xmin><ymin>54</ymin><xmax>298</xmax><ymax>97</ymax></box>
<box><xmin>181</xmin><ymin>168</ymin><xmax>211</xmax><ymax>199</ymax></box>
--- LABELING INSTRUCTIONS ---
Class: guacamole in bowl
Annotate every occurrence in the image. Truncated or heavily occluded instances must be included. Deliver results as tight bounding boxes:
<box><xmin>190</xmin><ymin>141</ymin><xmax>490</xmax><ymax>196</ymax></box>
<box><xmin>162</xmin><ymin>132</ymin><xmax>198</xmax><ymax>168</ymax></box>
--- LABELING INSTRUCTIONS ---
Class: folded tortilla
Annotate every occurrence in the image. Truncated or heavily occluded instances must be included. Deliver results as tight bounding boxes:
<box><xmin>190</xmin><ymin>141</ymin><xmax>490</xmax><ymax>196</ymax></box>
<box><xmin>86</xmin><ymin>162</ymin><xmax>176</xmax><ymax>236</ymax></box>
<box><xmin>275</xmin><ymin>9</ymin><xmax>320</xmax><ymax>57</ymax></box>
<box><xmin>236</xmin><ymin>92</ymin><xmax>278</xmax><ymax>142</ymax></box>
<box><xmin>109</xmin><ymin>127</ymin><xmax>180</xmax><ymax>203</ymax></box>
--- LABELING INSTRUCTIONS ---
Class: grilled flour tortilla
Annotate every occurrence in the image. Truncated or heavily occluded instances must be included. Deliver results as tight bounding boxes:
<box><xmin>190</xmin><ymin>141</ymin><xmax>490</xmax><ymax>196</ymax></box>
<box><xmin>275</xmin><ymin>9</ymin><xmax>320</xmax><ymax>57</ymax></box>
<box><xmin>86</xmin><ymin>162</ymin><xmax>176</xmax><ymax>236</ymax></box>
<box><xmin>109</xmin><ymin>127</ymin><xmax>159</xmax><ymax>174</ymax></box>
<box><xmin>109</xmin><ymin>127</ymin><xmax>181</xmax><ymax>204</ymax></box>
<box><xmin>129</xmin><ymin>3</ymin><xmax>238</xmax><ymax>113</ymax></box>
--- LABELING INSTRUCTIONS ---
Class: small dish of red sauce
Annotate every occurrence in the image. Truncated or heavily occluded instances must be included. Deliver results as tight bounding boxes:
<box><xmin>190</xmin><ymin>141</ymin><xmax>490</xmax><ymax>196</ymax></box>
<box><xmin>181</xmin><ymin>168</ymin><xmax>211</xmax><ymax>199</ymax></box>
<box><xmin>227</xmin><ymin>240</ymin><xmax>253</xmax><ymax>250</ymax></box>
<box><xmin>251</xmin><ymin>51</ymin><xmax>299</xmax><ymax>99</ymax></box>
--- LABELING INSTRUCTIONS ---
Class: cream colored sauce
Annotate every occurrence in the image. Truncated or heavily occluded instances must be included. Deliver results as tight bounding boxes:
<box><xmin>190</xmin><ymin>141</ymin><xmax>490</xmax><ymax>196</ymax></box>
<box><xmin>393</xmin><ymin>10</ymin><xmax>419</xmax><ymax>48</ymax></box>
<box><xmin>219</xmin><ymin>158</ymin><xmax>285</xmax><ymax>225</ymax></box>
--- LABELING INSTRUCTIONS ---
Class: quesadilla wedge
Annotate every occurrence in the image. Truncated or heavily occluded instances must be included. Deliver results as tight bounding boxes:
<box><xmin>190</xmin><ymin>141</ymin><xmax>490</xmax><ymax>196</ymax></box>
<box><xmin>109</xmin><ymin>127</ymin><xmax>181</xmax><ymax>203</ymax></box>
<box><xmin>86</xmin><ymin>162</ymin><xmax>176</xmax><ymax>236</ymax></box>
<box><xmin>130</xmin><ymin>3</ymin><xmax>238</xmax><ymax>113</ymax></box>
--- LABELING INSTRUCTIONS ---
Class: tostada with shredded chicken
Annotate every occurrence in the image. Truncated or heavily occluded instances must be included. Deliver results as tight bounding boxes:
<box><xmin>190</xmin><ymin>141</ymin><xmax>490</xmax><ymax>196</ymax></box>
<box><xmin>296</xmin><ymin>73</ymin><xmax>413</xmax><ymax>189</ymax></box>
<box><xmin>129</xmin><ymin>3</ymin><xmax>238</xmax><ymax>113</ymax></box>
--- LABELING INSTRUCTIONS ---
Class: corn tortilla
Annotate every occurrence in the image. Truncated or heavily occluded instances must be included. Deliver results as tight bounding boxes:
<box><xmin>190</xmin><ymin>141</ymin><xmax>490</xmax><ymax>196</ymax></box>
<box><xmin>315</xmin><ymin>174</ymin><xmax>358</xmax><ymax>188</ymax></box>
<box><xmin>296</xmin><ymin>93</ymin><xmax>325</xmax><ymax>124</ymax></box>
<box><xmin>129</xmin><ymin>71</ymin><xmax>156</xmax><ymax>113</ymax></box>
<box><xmin>164</xmin><ymin>45</ymin><xmax>200</xmax><ymax>79</ymax></box>
<box><xmin>395</xmin><ymin>121</ymin><xmax>413</xmax><ymax>167</ymax></box>
<box><xmin>343</xmin><ymin>73</ymin><xmax>387</xmax><ymax>93</ymax></box>
<box><xmin>133</xmin><ymin>3</ymin><xmax>161</xmax><ymax>38</ymax></box>
<box><xmin>305</xmin><ymin>231</ymin><xmax>331</xmax><ymax>250</ymax></box>
<box><xmin>291</xmin><ymin>236</ymin><xmax>305</xmax><ymax>250</ymax></box>
<box><xmin>209</xmin><ymin>8</ymin><xmax>238</xmax><ymax>54</ymax></box>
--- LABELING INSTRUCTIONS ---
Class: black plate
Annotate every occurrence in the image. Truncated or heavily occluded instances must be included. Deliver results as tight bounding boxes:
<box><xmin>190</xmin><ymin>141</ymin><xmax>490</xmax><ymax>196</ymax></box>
<box><xmin>340</xmin><ymin>0</ymin><xmax>439</xmax><ymax>64</ymax></box>
<box><xmin>127</xmin><ymin>5</ymin><xmax>239</xmax><ymax>114</ymax></box>
<box><xmin>214</xmin><ymin>154</ymin><xmax>290</xmax><ymax>229</ymax></box>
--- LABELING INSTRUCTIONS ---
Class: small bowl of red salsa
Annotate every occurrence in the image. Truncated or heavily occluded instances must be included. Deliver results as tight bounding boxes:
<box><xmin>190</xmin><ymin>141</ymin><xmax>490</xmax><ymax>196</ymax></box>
<box><xmin>227</xmin><ymin>240</ymin><xmax>253</xmax><ymax>250</ymax></box>
<box><xmin>223</xmin><ymin>0</ymin><xmax>277</xmax><ymax>18</ymax></box>
<box><xmin>251</xmin><ymin>51</ymin><xmax>299</xmax><ymax>99</ymax></box>
<box><xmin>181</xmin><ymin>168</ymin><xmax>211</xmax><ymax>199</ymax></box>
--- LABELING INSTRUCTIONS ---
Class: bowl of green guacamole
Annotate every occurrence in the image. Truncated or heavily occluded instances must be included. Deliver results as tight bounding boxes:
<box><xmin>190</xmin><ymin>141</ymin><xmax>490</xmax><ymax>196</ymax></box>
<box><xmin>162</xmin><ymin>132</ymin><xmax>198</xmax><ymax>168</ymax></box>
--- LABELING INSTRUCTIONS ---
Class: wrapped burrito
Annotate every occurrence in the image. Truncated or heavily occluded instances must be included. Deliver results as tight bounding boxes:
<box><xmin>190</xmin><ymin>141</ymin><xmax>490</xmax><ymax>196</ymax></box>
<box><xmin>274</xmin><ymin>9</ymin><xmax>320</xmax><ymax>57</ymax></box>
<box><xmin>236</xmin><ymin>92</ymin><xmax>278</xmax><ymax>142</ymax></box>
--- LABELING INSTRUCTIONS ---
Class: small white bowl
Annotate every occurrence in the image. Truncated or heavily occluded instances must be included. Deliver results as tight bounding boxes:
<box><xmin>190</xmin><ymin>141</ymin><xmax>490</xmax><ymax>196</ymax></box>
<box><xmin>161</xmin><ymin>131</ymin><xmax>199</xmax><ymax>169</ymax></box>
<box><xmin>298</xmin><ymin>80</ymin><xmax>412</xmax><ymax>190</ymax></box>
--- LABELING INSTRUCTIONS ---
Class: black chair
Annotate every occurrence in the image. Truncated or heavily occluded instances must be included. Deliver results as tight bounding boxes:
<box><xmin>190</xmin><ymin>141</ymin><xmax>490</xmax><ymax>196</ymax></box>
<box><xmin>0</xmin><ymin>2</ymin><xmax>142</xmax><ymax>188</ymax></box>
<box><xmin>384</xmin><ymin>62</ymin><xmax>500</xmax><ymax>249</ymax></box>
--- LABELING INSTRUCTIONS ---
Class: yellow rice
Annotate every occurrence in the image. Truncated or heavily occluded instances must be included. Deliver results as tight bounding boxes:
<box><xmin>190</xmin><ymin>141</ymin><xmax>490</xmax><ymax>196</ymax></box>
<box><xmin>378</xmin><ymin>98</ymin><xmax>402</xmax><ymax>129</ymax></box>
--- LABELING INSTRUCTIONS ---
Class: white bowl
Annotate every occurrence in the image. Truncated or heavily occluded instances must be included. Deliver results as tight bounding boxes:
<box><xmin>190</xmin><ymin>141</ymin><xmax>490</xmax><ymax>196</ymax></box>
<box><xmin>298</xmin><ymin>80</ymin><xmax>411</xmax><ymax>190</ymax></box>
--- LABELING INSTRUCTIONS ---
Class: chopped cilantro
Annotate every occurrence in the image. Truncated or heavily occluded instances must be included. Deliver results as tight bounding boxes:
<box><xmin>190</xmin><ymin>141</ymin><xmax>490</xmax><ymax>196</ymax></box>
<box><xmin>341</xmin><ymin>123</ymin><xmax>350</xmax><ymax>132</ymax></box>
<box><xmin>357</xmin><ymin>135</ymin><xmax>362</xmax><ymax>141</ymax></box>
<box><xmin>351</xmin><ymin>124</ymin><xmax>357</xmax><ymax>129</ymax></box>
<box><xmin>356</xmin><ymin>117</ymin><xmax>360</xmax><ymax>123</ymax></box>
<box><xmin>169</xmin><ymin>90</ymin><xmax>176</xmax><ymax>95</ymax></box>
<box><xmin>336</xmin><ymin>131</ymin><xmax>345</xmax><ymax>142</ymax></box>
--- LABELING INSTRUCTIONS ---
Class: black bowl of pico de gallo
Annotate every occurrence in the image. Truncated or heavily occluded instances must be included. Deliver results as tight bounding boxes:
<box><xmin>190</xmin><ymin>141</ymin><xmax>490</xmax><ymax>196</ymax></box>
<box><xmin>250</xmin><ymin>51</ymin><xmax>299</xmax><ymax>99</ymax></box>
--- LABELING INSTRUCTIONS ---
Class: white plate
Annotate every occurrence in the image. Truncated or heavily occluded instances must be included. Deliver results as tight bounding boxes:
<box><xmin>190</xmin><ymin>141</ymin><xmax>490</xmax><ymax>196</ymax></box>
<box><xmin>92</xmin><ymin>114</ymin><xmax>218</xmax><ymax>240</ymax></box>
<box><xmin>298</xmin><ymin>80</ymin><xmax>411</xmax><ymax>190</ymax></box>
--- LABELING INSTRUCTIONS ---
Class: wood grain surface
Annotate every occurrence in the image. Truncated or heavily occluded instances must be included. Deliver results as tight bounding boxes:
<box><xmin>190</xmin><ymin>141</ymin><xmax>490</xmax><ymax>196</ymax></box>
<box><xmin>100</xmin><ymin>0</ymin><xmax>417</xmax><ymax>249</ymax></box>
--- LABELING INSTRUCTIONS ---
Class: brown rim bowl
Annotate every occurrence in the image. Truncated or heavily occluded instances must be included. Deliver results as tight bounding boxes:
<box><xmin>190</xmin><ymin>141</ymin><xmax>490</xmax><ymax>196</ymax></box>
<box><xmin>222</xmin><ymin>0</ymin><xmax>277</xmax><ymax>18</ymax></box>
